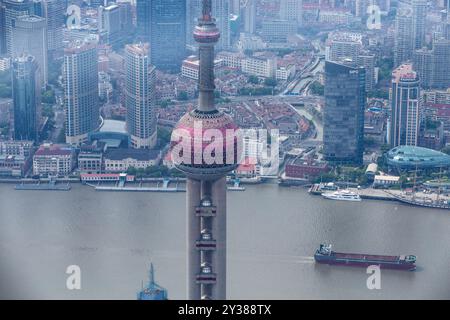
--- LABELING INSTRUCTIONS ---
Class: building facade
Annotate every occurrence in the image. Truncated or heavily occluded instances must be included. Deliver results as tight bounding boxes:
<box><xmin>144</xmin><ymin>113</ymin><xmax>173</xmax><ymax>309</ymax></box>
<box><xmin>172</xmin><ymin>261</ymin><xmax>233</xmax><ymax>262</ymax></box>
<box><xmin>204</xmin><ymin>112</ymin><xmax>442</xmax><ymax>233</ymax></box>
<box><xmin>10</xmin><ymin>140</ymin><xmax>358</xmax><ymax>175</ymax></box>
<box><xmin>11</xmin><ymin>15</ymin><xmax>48</xmax><ymax>88</ymax></box>
<box><xmin>390</xmin><ymin>64</ymin><xmax>421</xmax><ymax>147</ymax></box>
<box><xmin>149</xmin><ymin>0</ymin><xmax>186</xmax><ymax>72</ymax></box>
<box><xmin>12</xmin><ymin>55</ymin><xmax>38</xmax><ymax>142</ymax></box>
<box><xmin>125</xmin><ymin>43</ymin><xmax>157</xmax><ymax>149</ymax></box>
<box><xmin>33</xmin><ymin>144</ymin><xmax>75</xmax><ymax>176</ymax></box>
<box><xmin>64</xmin><ymin>40</ymin><xmax>99</xmax><ymax>146</ymax></box>
<box><xmin>323</xmin><ymin>60</ymin><xmax>366</xmax><ymax>165</ymax></box>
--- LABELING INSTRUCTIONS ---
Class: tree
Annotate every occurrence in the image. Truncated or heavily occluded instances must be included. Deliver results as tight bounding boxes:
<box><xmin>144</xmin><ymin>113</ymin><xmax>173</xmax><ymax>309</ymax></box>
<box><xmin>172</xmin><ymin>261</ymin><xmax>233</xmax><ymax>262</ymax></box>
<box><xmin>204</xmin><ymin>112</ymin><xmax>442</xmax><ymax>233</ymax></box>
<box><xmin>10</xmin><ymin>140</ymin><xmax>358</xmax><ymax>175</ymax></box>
<box><xmin>42</xmin><ymin>90</ymin><xmax>56</xmax><ymax>104</ymax></box>
<box><xmin>177</xmin><ymin>91</ymin><xmax>189</xmax><ymax>101</ymax></box>
<box><xmin>264</xmin><ymin>78</ymin><xmax>277</xmax><ymax>87</ymax></box>
<box><xmin>248</xmin><ymin>75</ymin><xmax>259</xmax><ymax>85</ymax></box>
<box><xmin>309</xmin><ymin>81</ymin><xmax>324</xmax><ymax>96</ymax></box>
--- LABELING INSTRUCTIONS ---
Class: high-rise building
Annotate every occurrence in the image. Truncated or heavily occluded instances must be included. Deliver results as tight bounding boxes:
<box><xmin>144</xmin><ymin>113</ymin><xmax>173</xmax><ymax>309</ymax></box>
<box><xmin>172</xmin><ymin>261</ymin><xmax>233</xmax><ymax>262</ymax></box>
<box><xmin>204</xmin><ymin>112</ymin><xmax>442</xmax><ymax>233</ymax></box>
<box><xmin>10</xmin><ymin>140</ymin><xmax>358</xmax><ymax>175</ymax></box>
<box><xmin>328</xmin><ymin>32</ymin><xmax>363</xmax><ymax>62</ymax></box>
<box><xmin>243</xmin><ymin>0</ymin><xmax>256</xmax><ymax>34</ymax></box>
<box><xmin>171</xmin><ymin>0</ymin><xmax>239</xmax><ymax>300</ymax></box>
<box><xmin>413</xmin><ymin>38</ymin><xmax>450</xmax><ymax>89</ymax></box>
<box><xmin>42</xmin><ymin>0</ymin><xmax>65</xmax><ymax>57</ymax></box>
<box><xmin>446</xmin><ymin>0</ymin><xmax>450</xmax><ymax>40</ymax></box>
<box><xmin>98</xmin><ymin>4</ymin><xmax>122</xmax><ymax>47</ymax></box>
<box><xmin>357</xmin><ymin>52</ymin><xmax>376</xmax><ymax>92</ymax></box>
<box><xmin>125</xmin><ymin>43</ymin><xmax>157</xmax><ymax>149</ymax></box>
<box><xmin>0</xmin><ymin>4</ymin><xmax>6</xmax><ymax>55</ymax></box>
<box><xmin>63</xmin><ymin>40</ymin><xmax>99</xmax><ymax>146</ymax></box>
<box><xmin>394</xmin><ymin>4</ymin><xmax>414</xmax><ymax>67</ymax></box>
<box><xmin>12</xmin><ymin>55</ymin><xmax>38</xmax><ymax>141</ymax></box>
<box><xmin>432</xmin><ymin>39</ymin><xmax>450</xmax><ymax>89</ymax></box>
<box><xmin>413</xmin><ymin>46</ymin><xmax>433</xmax><ymax>88</ymax></box>
<box><xmin>3</xmin><ymin>0</ymin><xmax>34</xmax><ymax>55</ymax></box>
<box><xmin>412</xmin><ymin>0</ymin><xmax>427</xmax><ymax>50</ymax></box>
<box><xmin>187</xmin><ymin>0</ymin><xmax>230</xmax><ymax>51</ymax></box>
<box><xmin>323</xmin><ymin>60</ymin><xmax>366</xmax><ymax>165</ymax></box>
<box><xmin>280</xmin><ymin>0</ymin><xmax>302</xmax><ymax>26</ymax></box>
<box><xmin>136</xmin><ymin>0</ymin><xmax>151</xmax><ymax>39</ymax></box>
<box><xmin>148</xmin><ymin>0</ymin><xmax>186</xmax><ymax>71</ymax></box>
<box><xmin>390</xmin><ymin>64</ymin><xmax>421</xmax><ymax>147</ymax></box>
<box><xmin>11</xmin><ymin>15</ymin><xmax>48</xmax><ymax>88</ymax></box>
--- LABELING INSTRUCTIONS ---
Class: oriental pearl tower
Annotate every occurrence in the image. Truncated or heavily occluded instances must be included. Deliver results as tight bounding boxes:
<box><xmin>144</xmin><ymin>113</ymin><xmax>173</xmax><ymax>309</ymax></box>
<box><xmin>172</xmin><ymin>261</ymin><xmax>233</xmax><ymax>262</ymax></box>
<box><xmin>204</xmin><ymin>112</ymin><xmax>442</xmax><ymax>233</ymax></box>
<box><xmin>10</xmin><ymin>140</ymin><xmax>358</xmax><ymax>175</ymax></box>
<box><xmin>171</xmin><ymin>0</ymin><xmax>240</xmax><ymax>300</ymax></box>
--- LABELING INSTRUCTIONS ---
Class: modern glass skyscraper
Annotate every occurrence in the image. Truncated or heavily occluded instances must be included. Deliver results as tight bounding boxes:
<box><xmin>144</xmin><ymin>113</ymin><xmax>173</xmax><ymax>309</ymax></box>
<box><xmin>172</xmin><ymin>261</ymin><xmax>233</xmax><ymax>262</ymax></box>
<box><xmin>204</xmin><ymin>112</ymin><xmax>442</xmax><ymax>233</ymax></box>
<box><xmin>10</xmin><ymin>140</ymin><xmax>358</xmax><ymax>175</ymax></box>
<box><xmin>12</xmin><ymin>55</ymin><xmax>38</xmax><ymax>141</ymax></box>
<box><xmin>323</xmin><ymin>60</ymin><xmax>366</xmax><ymax>165</ymax></box>
<box><xmin>148</xmin><ymin>0</ymin><xmax>186</xmax><ymax>72</ymax></box>
<box><xmin>136</xmin><ymin>0</ymin><xmax>151</xmax><ymax>39</ymax></box>
<box><xmin>125</xmin><ymin>43</ymin><xmax>157</xmax><ymax>149</ymax></box>
<box><xmin>390</xmin><ymin>64</ymin><xmax>421</xmax><ymax>147</ymax></box>
<box><xmin>3</xmin><ymin>0</ymin><xmax>34</xmax><ymax>55</ymax></box>
<box><xmin>11</xmin><ymin>15</ymin><xmax>48</xmax><ymax>88</ymax></box>
<box><xmin>63</xmin><ymin>40</ymin><xmax>99</xmax><ymax>146</ymax></box>
<box><xmin>0</xmin><ymin>4</ymin><xmax>6</xmax><ymax>55</ymax></box>
<box><xmin>394</xmin><ymin>3</ymin><xmax>414</xmax><ymax>67</ymax></box>
<box><xmin>412</xmin><ymin>0</ymin><xmax>427</xmax><ymax>50</ymax></box>
<box><xmin>42</xmin><ymin>0</ymin><xmax>65</xmax><ymax>57</ymax></box>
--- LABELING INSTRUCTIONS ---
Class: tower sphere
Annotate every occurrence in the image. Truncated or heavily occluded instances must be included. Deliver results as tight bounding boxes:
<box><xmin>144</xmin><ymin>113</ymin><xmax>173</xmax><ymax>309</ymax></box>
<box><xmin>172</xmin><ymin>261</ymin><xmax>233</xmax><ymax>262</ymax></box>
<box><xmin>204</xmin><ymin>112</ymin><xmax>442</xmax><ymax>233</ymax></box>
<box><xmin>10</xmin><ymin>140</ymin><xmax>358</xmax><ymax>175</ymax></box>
<box><xmin>171</xmin><ymin>110</ymin><xmax>240</xmax><ymax>181</ymax></box>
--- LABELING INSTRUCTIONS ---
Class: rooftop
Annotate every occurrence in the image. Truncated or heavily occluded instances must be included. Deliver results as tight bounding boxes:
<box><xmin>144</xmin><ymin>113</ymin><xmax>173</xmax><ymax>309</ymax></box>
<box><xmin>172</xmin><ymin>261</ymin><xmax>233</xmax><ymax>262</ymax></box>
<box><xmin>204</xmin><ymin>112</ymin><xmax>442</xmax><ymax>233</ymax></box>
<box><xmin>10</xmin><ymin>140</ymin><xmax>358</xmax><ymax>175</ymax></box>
<box><xmin>105</xmin><ymin>148</ymin><xmax>160</xmax><ymax>161</ymax></box>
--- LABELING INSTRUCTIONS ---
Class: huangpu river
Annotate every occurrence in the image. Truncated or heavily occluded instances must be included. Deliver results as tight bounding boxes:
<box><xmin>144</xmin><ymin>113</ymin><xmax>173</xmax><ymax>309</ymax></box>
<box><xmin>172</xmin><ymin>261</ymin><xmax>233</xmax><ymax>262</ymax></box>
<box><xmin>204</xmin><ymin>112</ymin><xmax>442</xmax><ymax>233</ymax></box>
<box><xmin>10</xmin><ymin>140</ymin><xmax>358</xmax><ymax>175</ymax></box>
<box><xmin>0</xmin><ymin>183</ymin><xmax>449</xmax><ymax>299</ymax></box>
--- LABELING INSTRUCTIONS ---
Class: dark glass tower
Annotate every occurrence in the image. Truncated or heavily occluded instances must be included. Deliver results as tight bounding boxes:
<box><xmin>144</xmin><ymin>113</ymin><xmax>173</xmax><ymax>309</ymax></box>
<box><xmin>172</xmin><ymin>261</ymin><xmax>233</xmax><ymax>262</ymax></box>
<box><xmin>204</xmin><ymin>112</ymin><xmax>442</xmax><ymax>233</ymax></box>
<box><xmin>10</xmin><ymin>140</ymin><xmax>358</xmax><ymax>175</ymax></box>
<box><xmin>323</xmin><ymin>60</ymin><xmax>366</xmax><ymax>165</ymax></box>
<box><xmin>149</xmin><ymin>0</ymin><xmax>186</xmax><ymax>72</ymax></box>
<box><xmin>12</xmin><ymin>55</ymin><xmax>38</xmax><ymax>142</ymax></box>
<box><xmin>136</xmin><ymin>0</ymin><xmax>151</xmax><ymax>39</ymax></box>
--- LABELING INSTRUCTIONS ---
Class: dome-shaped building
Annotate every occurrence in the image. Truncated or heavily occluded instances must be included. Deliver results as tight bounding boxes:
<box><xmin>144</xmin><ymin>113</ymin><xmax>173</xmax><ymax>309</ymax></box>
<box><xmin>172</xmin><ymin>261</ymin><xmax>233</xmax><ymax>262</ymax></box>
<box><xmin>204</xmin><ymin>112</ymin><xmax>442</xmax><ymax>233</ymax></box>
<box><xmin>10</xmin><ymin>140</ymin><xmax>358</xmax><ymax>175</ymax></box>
<box><xmin>387</xmin><ymin>146</ymin><xmax>450</xmax><ymax>172</ymax></box>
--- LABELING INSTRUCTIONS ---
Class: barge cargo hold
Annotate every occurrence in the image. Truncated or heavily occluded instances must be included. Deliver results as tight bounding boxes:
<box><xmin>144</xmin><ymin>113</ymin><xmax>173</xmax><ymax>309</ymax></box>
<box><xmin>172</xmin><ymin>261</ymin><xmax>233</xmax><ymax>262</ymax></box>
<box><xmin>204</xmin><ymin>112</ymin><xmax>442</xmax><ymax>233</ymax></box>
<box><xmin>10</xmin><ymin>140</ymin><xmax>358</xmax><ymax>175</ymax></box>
<box><xmin>314</xmin><ymin>244</ymin><xmax>416</xmax><ymax>271</ymax></box>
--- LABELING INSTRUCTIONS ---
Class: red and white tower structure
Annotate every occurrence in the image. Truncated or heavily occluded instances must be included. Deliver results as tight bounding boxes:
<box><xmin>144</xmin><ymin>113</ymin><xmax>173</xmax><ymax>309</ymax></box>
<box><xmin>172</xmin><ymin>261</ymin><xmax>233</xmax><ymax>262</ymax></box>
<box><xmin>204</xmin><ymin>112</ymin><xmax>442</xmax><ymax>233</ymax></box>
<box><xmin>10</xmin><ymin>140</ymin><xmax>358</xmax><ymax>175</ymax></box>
<box><xmin>172</xmin><ymin>0</ymin><xmax>240</xmax><ymax>300</ymax></box>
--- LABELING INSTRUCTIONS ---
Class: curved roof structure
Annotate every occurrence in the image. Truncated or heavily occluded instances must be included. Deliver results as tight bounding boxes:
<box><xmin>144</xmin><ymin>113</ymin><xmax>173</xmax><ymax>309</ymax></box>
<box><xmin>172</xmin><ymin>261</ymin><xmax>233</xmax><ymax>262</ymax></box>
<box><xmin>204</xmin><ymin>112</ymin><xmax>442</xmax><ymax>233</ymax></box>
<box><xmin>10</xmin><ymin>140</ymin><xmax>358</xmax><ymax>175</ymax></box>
<box><xmin>387</xmin><ymin>146</ymin><xmax>450</xmax><ymax>169</ymax></box>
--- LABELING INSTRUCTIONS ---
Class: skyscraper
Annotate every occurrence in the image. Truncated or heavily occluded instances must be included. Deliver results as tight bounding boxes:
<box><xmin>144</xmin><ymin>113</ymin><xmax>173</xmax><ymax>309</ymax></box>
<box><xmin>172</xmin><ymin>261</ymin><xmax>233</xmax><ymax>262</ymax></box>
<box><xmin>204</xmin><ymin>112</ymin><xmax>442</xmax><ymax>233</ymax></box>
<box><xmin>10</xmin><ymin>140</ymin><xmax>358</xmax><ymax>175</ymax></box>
<box><xmin>394</xmin><ymin>4</ymin><xmax>414</xmax><ymax>67</ymax></box>
<box><xmin>446</xmin><ymin>0</ymin><xmax>450</xmax><ymax>40</ymax></box>
<box><xmin>64</xmin><ymin>40</ymin><xmax>99</xmax><ymax>146</ymax></box>
<box><xmin>243</xmin><ymin>0</ymin><xmax>256</xmax><ymax>34</ymax></box>
<box><xmin>323</xmin><ymin>60</ymin><xmax>366</xmax><ymax>165</ymax></box>
<box><xmin>280</xmin><ymin>0</ymin><xmax>303</xmax><ymax>26</ymax></box>
<box><xmin>12</xmin><ymin>55</ymin><xmax>38</xmax><ymax>141</ymax></box>
<box><xmin>3</xmin><ymin>0</ymin><xmax>34</xmax><ymax>55</ymax></box>
<box><xmin>98</xmin><ymin>4</ymin><xmax>122</xmax><ymax>47</ymax></box>
<box><xmin>390</xmin><ymin>64</ymin><xmax>421</xmax><ymax>147</ymax></box>
<box><xmin>136</xmin><ymin>0</ymin><xmax>151</xmax><ymax>39</ymax></box>
<box><xmin>42</xmin><ymin>0</ymin><xmax>65</xmax><ymax>57</ymax></box>
<box><xmin>412</xmin><ymin>0</ymin><xmax>427</xmax><ymax>50</ymax></box>
<box><xmin>413</xmin><ymin>38</ymin><xmax>450</xmax><ymax>89</ymax></box>
<box><xmin>125</xmin><ymin>43</ymin><xmax>157</xmax><ymax>149</ymax></box>
<box><xmin>187</xmin><ymin>0</ymin><xmax>231</xmax><ymax>51</ymax></box>
<box><xmin>149</xmin><ymin>0</ymin><xmax>186</xmax><ymax>71</ymax></box>
<box><xmin>0</xmin><ymin>4</ymin><xmax>6</xmax><ymax>55</ymax></box>
<box><xmin>171</xmin><ymin>0</ymin><xmax>239</xmax><ymax>300</ymax></box>
<box><xmin>11</xmin><ymin>15</ymin><xmax>48</xmax><ymax>88</ymax></box>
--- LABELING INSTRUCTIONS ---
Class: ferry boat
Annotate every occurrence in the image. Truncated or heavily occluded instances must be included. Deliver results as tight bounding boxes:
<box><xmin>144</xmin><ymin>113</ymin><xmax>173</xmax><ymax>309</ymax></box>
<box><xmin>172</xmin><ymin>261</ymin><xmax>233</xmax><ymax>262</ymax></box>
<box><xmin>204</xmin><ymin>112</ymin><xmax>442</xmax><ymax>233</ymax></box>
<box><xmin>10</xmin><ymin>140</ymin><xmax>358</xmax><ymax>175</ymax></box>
<box><xmin>314</xmin><ymin>244</ymin><xmax>416</xmax><ymax>271</ymax></box>
<box><xmin>321</xmin><ymin>189</ymin><xmax>361</xmax><ymax>202</ymax></box>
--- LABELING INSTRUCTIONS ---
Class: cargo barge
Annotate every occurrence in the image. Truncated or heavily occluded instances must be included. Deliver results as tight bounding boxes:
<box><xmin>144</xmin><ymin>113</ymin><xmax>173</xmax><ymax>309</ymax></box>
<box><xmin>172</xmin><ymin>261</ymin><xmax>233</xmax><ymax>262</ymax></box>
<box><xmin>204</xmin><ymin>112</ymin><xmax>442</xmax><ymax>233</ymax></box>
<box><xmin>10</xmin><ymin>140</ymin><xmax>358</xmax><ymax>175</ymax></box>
<box><xmin>314</xmin><ymin>244</ymin><xmax>416</xmax><ymax>271</ymax></box>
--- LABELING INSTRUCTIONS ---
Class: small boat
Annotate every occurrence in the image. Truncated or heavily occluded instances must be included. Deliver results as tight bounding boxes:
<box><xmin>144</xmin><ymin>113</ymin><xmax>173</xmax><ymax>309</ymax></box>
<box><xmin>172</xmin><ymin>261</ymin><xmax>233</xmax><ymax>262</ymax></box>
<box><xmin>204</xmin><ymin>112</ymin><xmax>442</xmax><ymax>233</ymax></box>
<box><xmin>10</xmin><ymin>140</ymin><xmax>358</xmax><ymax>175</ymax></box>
<box><xmin>314</xmin><ymin>244</ymin><xmax>416</xmax><ymax>271</ymax></box>
<box><xmin>322</xmin><ymin>189</ymin><xmax>361</xmax><ymax>202</ymax></box>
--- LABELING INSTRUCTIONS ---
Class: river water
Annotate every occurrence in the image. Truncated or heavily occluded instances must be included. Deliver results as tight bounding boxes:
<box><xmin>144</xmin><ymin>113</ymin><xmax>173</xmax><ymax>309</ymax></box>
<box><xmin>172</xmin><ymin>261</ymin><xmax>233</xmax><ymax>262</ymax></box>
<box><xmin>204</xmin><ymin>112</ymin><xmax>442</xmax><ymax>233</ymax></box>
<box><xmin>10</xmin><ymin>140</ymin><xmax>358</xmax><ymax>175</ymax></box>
<box><xmin>0</xmin><ymin>183</ymin><xmax>449</xmax><ymax>299</ymax></box>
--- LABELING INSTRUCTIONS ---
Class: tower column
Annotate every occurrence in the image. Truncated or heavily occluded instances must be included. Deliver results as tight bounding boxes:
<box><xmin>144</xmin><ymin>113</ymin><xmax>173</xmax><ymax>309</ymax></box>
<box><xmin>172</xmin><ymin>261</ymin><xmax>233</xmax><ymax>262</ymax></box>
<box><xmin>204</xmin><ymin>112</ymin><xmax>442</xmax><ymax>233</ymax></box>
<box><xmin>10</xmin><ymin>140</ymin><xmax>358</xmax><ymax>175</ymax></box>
<box><xmin>210</xmin><ymin>177</ymin><xmax>227</xmax><ymax>299</ymax></box>
<box><xmin>186</xmin><ymin>178</ymin><xmax>202</xmax><ymax>300</ymax></box>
